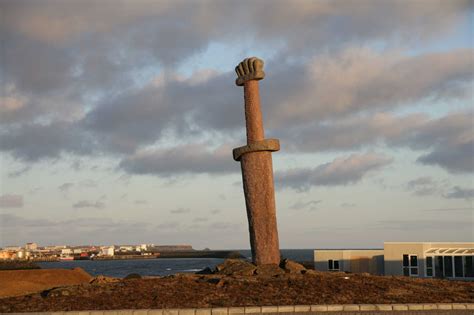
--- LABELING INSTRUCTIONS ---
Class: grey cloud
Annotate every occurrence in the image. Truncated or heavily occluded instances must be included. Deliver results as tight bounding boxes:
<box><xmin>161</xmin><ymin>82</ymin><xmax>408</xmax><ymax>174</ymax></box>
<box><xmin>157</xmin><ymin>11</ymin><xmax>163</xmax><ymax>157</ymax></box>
<box><xmin>59</xmin><ymin>181</ymin><xmax>96</xmax><ymax>194</ymax></box>
<box><xmin>134</xmin><ymin>200</ymin><xmax>148</xmax><ymax>205</ymax></box>
<box><xmin>71</xmin><ymin>160</ymin><xmax>82</xmax><ymax>171</ymax></box>
<box><xmin>405</xmin><ymin>177</ymin><xmax>473</xmax><ymax>200</ymax></box>
<box><xmin>417</xmin><ymin>141</ymin><xmax>473</xmax><ymax>173</ymax></box>
<box><xmin>82</xmin><ymin>71</ymin><xmax>241</xmax><ymax>154</ymax></box>
<box><xmin>397</xmin><ymin>111</ymin><xmax>473</xmax><ymax>175</ymax></box>
<box><xmin>377</xmin><ymin>219</ymin><xmax>472</xmax><ymax>231</ymax></box>
<box><xmin>79</xmin><ymin>179</ymin><xmax>97</xmax><ymax>188</ymax></box>
<box><xmin>0</xmin><ymin>121</ymin><xmax>92</xmax><ymax>161</ymax></box>
<box><xmin>276</xmin><ymin>153</ymin><xmax>392</xmax><ymax>191</ymax></box>
<box><xmin>278</xmin><ymin>112</ymin><xmax>427</xmax><ymax>153</ymax></box>
<box><xmin>0</xmin><ymin>1</ymin><xmax>471</xmax><ymax>180</ymax></box>
<box><xmin>0</xmin><ymin>194</ymin><xmax>23</xmax><ymax>208</ymax></box>
<box><xmin>289</xmin><ymin>200</ymin><xmax>322</xmax><ymax>211</ymax></box>
<box><xmin>265</xmin><ymin>49</ymin><xmax>472</xmax><ymax>127</ymax></box>
<box><xmin>58</xmin><ymin>183</ymin><xmax>74</xmax><ymax>193</ymax></box>
<box><xmin>407</xmin><ymin>111</ymin><xmax>473</xmax><ymax>173</ymax></box>
<box><xmin>82</xmin><ymin>85</ymin><xmax>181</xmax><ymax>154</ymax></box>
<box><xmin>3</xmin><ymin>1</ymin><xmax>468</xmax><ymax>55</ymax></box>
<box><xmin>405</xmin><ymin>176</ymin><xmax>445</xmax><ymax>196</ymax></box>
<box><xmin>170</xmin><ymin>208</ymin><xmax>190</xmax><ymax>214</ymax></box>
<box><xmin>280</xmin><ymin>110</ymin><xmax>473</xmax><ymax>175</ymax></box>
<box><xmin>444</xmin><ymin>186</ymin><xmax>474</xmax><ymax>200</ymax></box>
<box><xmin>72</xmin><ymin>200</ymin><xmax>105</xmax><ymax>209</ymax></box>
<box><xmin>7</xmin><ymin>166</ymin><xmax>30</xmax><ymax>178</ymax></box>
<box><xmin>119</xmin><ymin>144</ymin><xmax>238</xmax><ymax>176</ymax></box>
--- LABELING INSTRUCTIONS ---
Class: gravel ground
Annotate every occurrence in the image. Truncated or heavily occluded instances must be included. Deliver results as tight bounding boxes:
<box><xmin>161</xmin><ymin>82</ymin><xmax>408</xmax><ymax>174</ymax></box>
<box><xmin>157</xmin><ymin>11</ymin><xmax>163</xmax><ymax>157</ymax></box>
<box><xmin>1</xmin><ymin>271</ymin><xmax>473</xmax><ymax>313</ymax></box>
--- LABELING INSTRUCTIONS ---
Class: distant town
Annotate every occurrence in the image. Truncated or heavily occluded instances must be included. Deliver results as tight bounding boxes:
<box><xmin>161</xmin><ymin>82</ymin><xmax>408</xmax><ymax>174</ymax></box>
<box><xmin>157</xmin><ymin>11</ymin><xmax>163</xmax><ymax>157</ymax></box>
<box><xmin>0</xmin><ymin>242</ymin><xmax>197</xmax><ymax>261</ymax></box>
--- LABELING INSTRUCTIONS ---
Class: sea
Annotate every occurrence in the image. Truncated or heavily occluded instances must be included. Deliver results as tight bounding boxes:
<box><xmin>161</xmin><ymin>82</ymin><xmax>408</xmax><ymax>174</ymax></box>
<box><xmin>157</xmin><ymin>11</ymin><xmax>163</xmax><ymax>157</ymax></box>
<box><xmin>37</xmin><ymin>249</ymin><xmax>314</xmax><ymax>278</ymax></box>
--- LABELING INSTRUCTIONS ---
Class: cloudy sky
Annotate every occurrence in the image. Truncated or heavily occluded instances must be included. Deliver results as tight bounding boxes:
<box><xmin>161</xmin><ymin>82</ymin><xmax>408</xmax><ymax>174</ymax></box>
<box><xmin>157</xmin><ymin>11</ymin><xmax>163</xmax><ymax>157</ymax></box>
<box><xmin>0</xmin><ymin>0</ymin><xmax>473</xmax><ymax>249</ymax></box>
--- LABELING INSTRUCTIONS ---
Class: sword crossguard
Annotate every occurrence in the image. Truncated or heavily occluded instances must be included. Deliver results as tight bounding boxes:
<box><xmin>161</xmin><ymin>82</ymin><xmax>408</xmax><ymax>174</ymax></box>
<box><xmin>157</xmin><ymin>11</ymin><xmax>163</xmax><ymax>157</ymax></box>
<box><xmin>235</xmin><ymin>57</ymin><xmax>265</xmax><ymax>86</ymax></box>
<box><xmin>233</xmin><ymin>138</ymin><xmax>280</xmax><ymax>161</ymax></box>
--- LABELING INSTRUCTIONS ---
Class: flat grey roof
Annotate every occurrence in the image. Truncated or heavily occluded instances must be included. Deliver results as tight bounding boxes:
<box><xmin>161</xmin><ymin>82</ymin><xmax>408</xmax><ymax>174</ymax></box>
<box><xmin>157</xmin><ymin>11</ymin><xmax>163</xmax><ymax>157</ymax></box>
<box><xmin>314</xmin><ymin>248</ymin><xmax>383</xmax><ymax>250</ymax></box>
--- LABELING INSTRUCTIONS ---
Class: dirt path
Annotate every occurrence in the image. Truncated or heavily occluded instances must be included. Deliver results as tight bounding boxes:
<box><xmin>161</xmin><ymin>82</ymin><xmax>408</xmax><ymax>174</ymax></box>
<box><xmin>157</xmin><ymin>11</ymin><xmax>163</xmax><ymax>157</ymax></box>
<box><xmin>0</xmin><ymin>268</ymin><xmax>91</xmax><ymax>298</ymax></box>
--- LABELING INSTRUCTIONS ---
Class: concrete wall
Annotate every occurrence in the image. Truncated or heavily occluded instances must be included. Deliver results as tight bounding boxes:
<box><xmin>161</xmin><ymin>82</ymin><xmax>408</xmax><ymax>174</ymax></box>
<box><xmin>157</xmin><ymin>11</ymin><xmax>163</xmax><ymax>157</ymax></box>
<box><xmin>384</xmin><ymin>243</ymin><xmax>427</xmax><ymax>277</ymax></box>
<box><xmin>314</xmin><ymin>250</ymin><xmax>384</xmax><ymax>275</ymax></box>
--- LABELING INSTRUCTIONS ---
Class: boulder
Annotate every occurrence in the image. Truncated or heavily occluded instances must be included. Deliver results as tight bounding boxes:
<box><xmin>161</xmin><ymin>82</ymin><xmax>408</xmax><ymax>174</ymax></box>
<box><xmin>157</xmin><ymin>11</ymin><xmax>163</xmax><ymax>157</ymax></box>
<box><xmin>280</xmin><ymin>259</ymin><xmax>306</xmax><ymax>274</ymax></box>
<box><xmin>254</xmin><ymin>264</ymin><xmax>285</xmax><ymax>277</ymax></box>
<box><xmin>215</xmin><ymin>259</ymin><xmax>256</xmax><ymax>276</ymax></box>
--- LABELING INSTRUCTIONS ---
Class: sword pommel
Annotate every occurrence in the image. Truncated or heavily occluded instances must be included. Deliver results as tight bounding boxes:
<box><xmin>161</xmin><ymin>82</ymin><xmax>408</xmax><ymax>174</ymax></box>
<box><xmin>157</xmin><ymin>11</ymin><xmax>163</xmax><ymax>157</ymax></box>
<box><xmin>235</xmin><ymin>57</ymin><xmax>265</xmax><ymax>86</ymax></box>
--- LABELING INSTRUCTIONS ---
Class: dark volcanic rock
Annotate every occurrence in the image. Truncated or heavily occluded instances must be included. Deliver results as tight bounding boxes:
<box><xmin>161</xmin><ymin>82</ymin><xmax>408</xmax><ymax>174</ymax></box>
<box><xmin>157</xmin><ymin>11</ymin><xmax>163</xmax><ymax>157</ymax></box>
<box><xmin>254</xmin><ymin>264</ymin><xmax>285</xmax><ymax>277</ymax></box>
<box><xmin>196</xmin><ymin>267</ymin><xmax>214</xmax><ymax>275</ymax></box>
<box><xmin>280</xmin><ymin>259</ymin><xmax>306</xmax><ymax>274</ymax></box>
<box><xmin>215</xmin><ymin>259</ymin><xmax>256</xmax><ymax>276</ymax></box>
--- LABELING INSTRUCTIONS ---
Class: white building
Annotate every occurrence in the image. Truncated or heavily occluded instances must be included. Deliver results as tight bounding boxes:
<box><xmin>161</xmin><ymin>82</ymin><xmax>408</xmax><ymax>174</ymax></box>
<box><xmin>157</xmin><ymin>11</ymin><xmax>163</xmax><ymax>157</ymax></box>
<box><xmin>314</xmin><ymin>242</ymin><xmax>474</xmax><ymax>280</ymax></box>
<box><xmin>61</xmin><ymin>248</ymin><xmax>73</xmax><ymax>255</ymax></box>
<box><xmin>101</xmin><ymin>246</ymin><xmax>115</xmax><ymax>256</ymax></box>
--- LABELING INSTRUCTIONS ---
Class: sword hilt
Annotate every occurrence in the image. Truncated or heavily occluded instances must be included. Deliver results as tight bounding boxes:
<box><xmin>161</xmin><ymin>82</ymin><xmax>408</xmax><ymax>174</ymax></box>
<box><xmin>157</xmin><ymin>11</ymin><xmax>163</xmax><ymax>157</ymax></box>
<box><xmin>233</xmin><ymin>57</ymin><xmax>280</xmax><ymax>160</ymax></box>
<box><xmin>236</xmin><ymin>57</ymin><xmax>266</xmax><ymax>143</ymax></box>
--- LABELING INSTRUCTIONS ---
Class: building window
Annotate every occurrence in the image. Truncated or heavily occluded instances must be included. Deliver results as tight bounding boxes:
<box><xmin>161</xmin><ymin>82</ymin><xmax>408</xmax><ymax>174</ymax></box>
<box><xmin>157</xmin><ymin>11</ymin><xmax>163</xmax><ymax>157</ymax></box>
<box><xmin>454</xmin><ymin>256</ymin><xmax>463</xmax><ymax>278</ymax></box>
<box><xmin>402</xmin><ymin>254</ymin><xmax>418</xmax><ymax>276</ymax></box>
<box><xmin>465</xmin><ymin>256</ymin><xmax>474</xmax><ymax>277</ymax></box>
<box><xmin>426</xmin><ymin>256</ymin><xmax>433</xmax><ymax>277</ymax></box>
<box><xmin>435</xmin><ymin>256</ymin><xmax>444</xmax><ymax>277</ymax></box>
<box><xmin>328</xmin><ymin>259</ymin><xmax>340</xmax><ymax>271</ymax></box>
<box><xmin>444</xmin><ymin>256</ymin><xmax>453</xmax><ymax>277</ymax></box>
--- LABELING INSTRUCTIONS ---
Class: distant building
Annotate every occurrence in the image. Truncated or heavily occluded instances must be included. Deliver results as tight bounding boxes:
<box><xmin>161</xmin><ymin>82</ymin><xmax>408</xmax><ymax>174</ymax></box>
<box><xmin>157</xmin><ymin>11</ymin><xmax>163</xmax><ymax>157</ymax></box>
<box><xmin>100</xmin><ymin>246</ymin><xmax>115</xmax><ymax>256</ymax></box>
<box><xmin>25</xmin><ymin>242</ymin><xmax>38</xmax><ymax>251</ymax></box>
<box><xmin>137</xmin><ymin>244</ymin><xmax>151</xmax><ymax>251</ymax></box>
<box><xmin>118</xmin><ymin>245</ymin><xmax>135</xmax><ymax>252</ymax></box>
<box><xmin>61</xmin><ymin>248</ymin><xmax>73</xmax><ymax>255</ymax></box>
<box><xmin>314</xmin><ymin>242</ymin><xmax>474</xmax><ymax>280</ymax></box>
<box><xmin>4</xmin><ymin>246</ymin><xmax>21</xmax><ymax>251</ymax></box>
<box><xmin>0</xmin><ymin>250</ymin><xmax>17</xmax><ymax>260</ymax></box>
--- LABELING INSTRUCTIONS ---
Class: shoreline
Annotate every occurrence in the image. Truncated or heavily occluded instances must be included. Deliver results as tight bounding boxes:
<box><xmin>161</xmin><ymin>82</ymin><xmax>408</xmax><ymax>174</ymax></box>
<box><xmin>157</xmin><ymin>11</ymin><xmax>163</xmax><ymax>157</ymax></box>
<box><xmin>6</xmin><ymin>250</ymin><xmax>244</xmax><ymax>263</ymax></box>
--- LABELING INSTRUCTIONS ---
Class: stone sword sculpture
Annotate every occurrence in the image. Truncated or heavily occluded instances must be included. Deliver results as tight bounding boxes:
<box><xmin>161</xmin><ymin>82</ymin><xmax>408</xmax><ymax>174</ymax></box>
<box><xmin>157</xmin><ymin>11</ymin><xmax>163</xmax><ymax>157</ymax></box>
<box><xmin>233</xmin><ymin>57</ymin><xmax>281</xmax><ymax>265</ymax></box>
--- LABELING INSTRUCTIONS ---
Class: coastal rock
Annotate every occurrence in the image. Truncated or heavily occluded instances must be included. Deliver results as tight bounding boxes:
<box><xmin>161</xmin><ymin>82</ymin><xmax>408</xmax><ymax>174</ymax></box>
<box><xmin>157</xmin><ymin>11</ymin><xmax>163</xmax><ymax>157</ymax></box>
<box><xmin>280</xmin><ymin>259</ymin><xmax>306</xmax><ymax>274</ymax></box>
<box><xmin>254</xmin><ymin>264</ymin><xmax>285</xmax><ymax>277</ymax></box>
<box><xmin>215</xmin><ymin>259</ymin><xmax>256</xmax><ymax>276</ymax></box>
